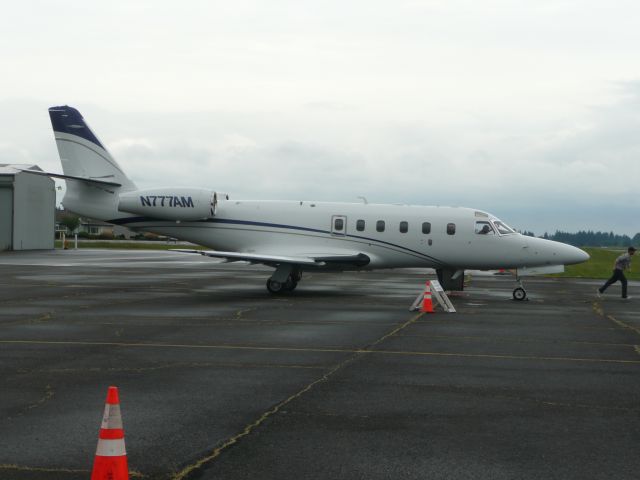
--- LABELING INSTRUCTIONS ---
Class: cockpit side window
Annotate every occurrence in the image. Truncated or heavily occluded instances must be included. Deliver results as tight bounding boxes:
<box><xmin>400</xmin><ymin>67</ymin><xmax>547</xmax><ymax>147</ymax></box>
<box><xmin>493</xmin><ymin>221</ymin><xmax>515</xmax><ymax>235</ymax></box>
<box><xmin>475</xmin><ymin>221</ymin><xmax>495</xmax><ymax>235</ymax></box>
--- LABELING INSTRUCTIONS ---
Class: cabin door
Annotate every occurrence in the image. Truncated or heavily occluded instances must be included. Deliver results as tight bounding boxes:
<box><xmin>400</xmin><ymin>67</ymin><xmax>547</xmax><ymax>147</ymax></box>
<box><xmin>331</xmin><ymin>215</ymin><xmax>347</xmax><ymax>236</ymax></box>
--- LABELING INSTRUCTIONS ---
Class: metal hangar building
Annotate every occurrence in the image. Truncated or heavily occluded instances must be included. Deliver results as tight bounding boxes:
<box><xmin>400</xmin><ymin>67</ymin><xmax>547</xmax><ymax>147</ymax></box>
<box><xmin>0</xmin><ymin>164</ymin><xmax>55</xmax><ymax>251</ymax></box>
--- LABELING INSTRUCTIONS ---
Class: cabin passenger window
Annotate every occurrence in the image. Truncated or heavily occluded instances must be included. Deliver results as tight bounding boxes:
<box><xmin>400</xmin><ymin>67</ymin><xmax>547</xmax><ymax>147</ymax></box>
<box><xmin>475</xmin><ymin>221</ymin><xmax>495</xmax><ymax>235</ymax></box>
<box><xmin>422</xmin><ymin>222</ymin><xmax>431</xmax><ymax>234</ymax></box>
<box><xmin>399</xmin><ymin>221</ymin><xmax>408</xmax><ymax>233</ymax></box>
<box><xmin>334</xmin><ymin>218</ymin><xmax>344</xmax><ymax>231</ymax></box>
<box><xmin>376</xmin><ymin>220</ymin><xmax>385</xmax><ymax>232</ymax></box>
<box><xmin>356</xmin><ymin>219</ymin><xmax>365</xmax><ymax>231</ymax></box>
<box><xmin>446</xmin><ymin>223</ymin><xmax>456</xmax><ymax>235</ymax></box>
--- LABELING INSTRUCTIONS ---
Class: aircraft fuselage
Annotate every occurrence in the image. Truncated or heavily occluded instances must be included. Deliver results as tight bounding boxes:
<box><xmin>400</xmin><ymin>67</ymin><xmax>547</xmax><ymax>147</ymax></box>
<box><xmin>110</xmin><ymin>200</ymin><xmax>587</xmax><ymax>271</ymax></box>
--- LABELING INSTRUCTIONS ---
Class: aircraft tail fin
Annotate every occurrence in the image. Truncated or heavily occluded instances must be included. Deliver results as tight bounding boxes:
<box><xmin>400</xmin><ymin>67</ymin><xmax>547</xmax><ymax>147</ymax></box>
<box><xmin>48</xmin><ymin>106</ymin><xmax>136</xmax><ymax>191</ymax></box>
<box><xmin>48</xmin><ymin>106</ymin><xmax>137</xmax><ymax>219</ymax></box>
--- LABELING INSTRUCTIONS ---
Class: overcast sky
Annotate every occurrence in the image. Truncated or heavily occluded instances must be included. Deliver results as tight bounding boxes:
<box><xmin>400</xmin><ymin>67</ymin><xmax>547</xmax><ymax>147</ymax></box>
<box><xmin>1</xmin><ymin>0</ymin><xmax>639</xmax><ymax>235</ymax></box>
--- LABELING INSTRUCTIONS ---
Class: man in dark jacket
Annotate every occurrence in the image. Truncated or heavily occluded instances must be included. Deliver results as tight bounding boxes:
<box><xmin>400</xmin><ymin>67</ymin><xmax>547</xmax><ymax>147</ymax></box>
<box><xmin>597</xmin><ymin>246</ymin><xmax>636</xmax><ymax>299</ymax></box>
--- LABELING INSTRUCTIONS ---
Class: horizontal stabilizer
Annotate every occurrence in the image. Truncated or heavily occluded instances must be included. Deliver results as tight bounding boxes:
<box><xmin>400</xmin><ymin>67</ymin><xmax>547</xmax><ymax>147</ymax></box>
<box><xmin>18</xmin><ymin>169</ymin><xmax>122</xmax><ymax>187</ymax></box>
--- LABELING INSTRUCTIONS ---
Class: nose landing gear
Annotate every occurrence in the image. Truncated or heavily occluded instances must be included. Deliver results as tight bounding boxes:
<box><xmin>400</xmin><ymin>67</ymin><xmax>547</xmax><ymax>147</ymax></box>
<box><xmin>513</xmin><ymin>287</ymin><xmax>527</xmax><ymax>301</ymax></box>
<box><xmin>512</xmin><ymin>277</ymin><xmax>527</xmax><ymax>301</ymax></box>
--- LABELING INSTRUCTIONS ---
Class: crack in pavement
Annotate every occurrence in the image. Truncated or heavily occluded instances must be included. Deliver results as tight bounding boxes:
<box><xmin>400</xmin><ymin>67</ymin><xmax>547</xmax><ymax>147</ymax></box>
<box><xmin>170</xmin><ymin>311</ymin><xmax>424</xmax><ymax>480</ymax></box>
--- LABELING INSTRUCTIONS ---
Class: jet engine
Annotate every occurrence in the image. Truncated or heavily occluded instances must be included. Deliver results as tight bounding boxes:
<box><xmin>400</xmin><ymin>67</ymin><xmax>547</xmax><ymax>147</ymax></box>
<box><xmin>118</xmin><ymin>187</ymin><xmax>217</xmax><ymax>221</ymax></box>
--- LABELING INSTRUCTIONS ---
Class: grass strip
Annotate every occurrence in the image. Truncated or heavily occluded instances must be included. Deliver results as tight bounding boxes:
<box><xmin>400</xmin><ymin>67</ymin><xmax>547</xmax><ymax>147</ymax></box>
<box><xmin>553</xmin><ymin>247</ymin><xmax>640</xmax><ymax>280</ymax></box>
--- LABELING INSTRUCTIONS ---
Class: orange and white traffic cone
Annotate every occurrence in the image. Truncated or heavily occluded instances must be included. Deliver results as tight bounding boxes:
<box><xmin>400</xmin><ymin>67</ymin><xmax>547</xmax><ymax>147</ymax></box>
<box><xmin>420</xmin><ymin>281</ymin><xmax>435</xmax><ymax>313</ymax></box>
<box><xmin>91</xmin><ymin>386</ymin><xmax>129</xmax><ymax>480</ymax></box>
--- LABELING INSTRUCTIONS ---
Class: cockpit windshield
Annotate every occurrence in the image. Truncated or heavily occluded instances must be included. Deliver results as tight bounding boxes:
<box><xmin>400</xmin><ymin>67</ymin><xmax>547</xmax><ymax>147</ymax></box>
<box><xmin>493</xmin><ymin>220</ymin><xmax>515</xmax><ymax>235</ymax></box>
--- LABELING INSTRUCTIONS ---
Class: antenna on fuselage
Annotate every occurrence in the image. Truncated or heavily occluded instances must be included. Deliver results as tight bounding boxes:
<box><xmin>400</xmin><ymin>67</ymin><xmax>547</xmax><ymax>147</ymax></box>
<box><xmin>357</xmin><ymin>196</ymin><xmax>368</xmax><ymax>204</ymax></box>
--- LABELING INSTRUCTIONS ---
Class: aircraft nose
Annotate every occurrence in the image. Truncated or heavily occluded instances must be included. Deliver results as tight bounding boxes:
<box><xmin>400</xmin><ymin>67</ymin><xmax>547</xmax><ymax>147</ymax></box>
<box><xmin>563</xmin><ymin>245</ymin><xmax>590</xmax><ymax>265</ymax></box>
<box><xmin>578</xmin><ymin>247</ymin><xmax>590</xmax><ymax>263</ymax></box>
<box><xmin>527</xmin><ymin>237</ymin><xmax>590</xmax><ymax>266</ymax></box>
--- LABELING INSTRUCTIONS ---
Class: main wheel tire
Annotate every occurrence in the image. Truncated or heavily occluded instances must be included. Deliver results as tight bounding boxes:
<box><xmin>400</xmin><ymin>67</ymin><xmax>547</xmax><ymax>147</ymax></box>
<box><xmin>513</xmin><ymin>287</ymin><xmax>527</xmax><ymax>301</ymax></box>
<box><xmin>266</xmin><ymin>279</ymin><xmax>284</xmax><ymax>294</ymax></box>
<box><xmin>284</xmin><ymin>278</ymin><xmax>298</xmax><ymax>291</ymax></box>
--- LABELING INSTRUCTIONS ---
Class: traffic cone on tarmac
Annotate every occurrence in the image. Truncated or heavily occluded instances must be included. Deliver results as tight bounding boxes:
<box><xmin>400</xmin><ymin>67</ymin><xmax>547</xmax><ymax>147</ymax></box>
<box><xmin>91</xmin><ymin>386</ymin><xmax>129</xmax><ymax>480</ymax></box>
<box><xmin>421</xmin><ymin>281</ymin><xmax>435</xmax><ymax>313</ymax></box>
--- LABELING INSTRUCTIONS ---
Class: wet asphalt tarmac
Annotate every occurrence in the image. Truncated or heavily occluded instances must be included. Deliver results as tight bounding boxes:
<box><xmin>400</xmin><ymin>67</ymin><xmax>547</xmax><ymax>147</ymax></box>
<box><xmin>1</xmin><ymin>249</ymin><xmax>639</xmax><ymax>480</ymax></box>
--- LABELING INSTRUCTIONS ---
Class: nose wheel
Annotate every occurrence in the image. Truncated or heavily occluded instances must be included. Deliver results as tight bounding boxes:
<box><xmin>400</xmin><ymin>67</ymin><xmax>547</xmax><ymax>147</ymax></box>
<box><xmin>512</xmin><ymin>277</ymin><xmax>527</xmax><ymax>301</ymax></box>
<box><xmin>512</xmin><ymin>287</ymin><xmax>527</xmax><ymax>301</ymax></box>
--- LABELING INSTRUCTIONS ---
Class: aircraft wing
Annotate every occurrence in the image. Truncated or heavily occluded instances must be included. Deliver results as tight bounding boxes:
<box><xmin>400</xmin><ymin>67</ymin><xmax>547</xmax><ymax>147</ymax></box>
<box><xmin>173</xmin><ymin>249</ymin><xmax>370</xmax><ymax>267</ymax></box>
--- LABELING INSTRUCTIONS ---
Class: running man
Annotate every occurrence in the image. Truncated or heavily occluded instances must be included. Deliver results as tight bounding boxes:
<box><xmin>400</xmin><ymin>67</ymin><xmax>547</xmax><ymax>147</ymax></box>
<box><xmin>597</xmin><ymin>246</ymin><xmax>636</xmax><ymax>299</ymax></box>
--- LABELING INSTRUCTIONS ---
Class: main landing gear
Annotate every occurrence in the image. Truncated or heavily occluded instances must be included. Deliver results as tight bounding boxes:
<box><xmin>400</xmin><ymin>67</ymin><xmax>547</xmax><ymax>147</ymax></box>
<box><xmin>512</xmin><ymin>277</ymin><xmax>527</xmax><ymax>301</ymax></box>
<box><xmin>266</xmin><ymin>274</ymin><xmax>300</xmax><ymax>293</ymax></box>
<box><xmin>266</xmin><ymin>265</ymin><xmax>302</xmax><ymax>294</ymax></box>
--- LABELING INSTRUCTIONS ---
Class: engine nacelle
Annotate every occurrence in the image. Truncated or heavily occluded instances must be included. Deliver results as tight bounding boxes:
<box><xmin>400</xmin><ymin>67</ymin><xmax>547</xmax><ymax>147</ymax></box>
<box><xmin>118</xmin><ymin>187</ymin><xmax>217</xmax><ymax>221</ymax></box>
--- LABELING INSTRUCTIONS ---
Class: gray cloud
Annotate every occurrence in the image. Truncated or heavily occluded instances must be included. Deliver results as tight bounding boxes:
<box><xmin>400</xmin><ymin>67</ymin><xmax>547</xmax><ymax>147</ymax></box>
<box><xmin>1</xmin><ymin>90</ymin><xmax>639</xmax><ymax>235</ymax></box>
<box><xmin>1</xmin><ymin>2</ymin><xmax>640</xmax><ymax>235</ymax></box>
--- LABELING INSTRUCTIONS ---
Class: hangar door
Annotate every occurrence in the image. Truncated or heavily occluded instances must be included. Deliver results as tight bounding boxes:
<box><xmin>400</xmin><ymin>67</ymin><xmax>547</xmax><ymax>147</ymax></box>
<box><xmin>0</xmin><ymin>186</ymin><xmax>12</xmax><ymax>251</ymax></box>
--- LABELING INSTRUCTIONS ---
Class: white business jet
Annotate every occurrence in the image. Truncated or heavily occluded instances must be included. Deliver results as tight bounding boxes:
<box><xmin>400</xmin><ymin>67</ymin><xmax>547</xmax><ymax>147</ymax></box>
<box><xmin>34</xmin><ymin>106</ymin><xmax>589</xmax><ymax>299</ymax></box>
